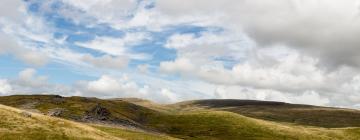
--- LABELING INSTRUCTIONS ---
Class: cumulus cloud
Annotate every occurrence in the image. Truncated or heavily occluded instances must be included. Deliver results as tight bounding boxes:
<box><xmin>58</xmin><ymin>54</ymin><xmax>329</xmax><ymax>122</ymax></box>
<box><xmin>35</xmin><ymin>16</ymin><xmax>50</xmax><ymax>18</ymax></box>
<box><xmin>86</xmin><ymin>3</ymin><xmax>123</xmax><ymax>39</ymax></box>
<box><xmin>159</xmin><ymin>88</ymin><xmax>179</xmax><ymax>103</ymax></box>
<box><xmin>160</xmin><ymin>44</ymin><xmax>360</xmax><ymax>107</ymax></box>
<box><xmin>160</xmin><ymin>58</ymin><xmax>196</xmax><ymax>75</ymax></box>
<box><xmin>0</xmin><ymin>68</ymin><xmax>72</xmax><ymax>95</ymax></box>
<box><xmin>74</xmin><ymin>74</ymin><xmax>183</xmax><ymax>103</ymax></box>
<box><xmin>74</xmin><ymin>75</ymin><xmax>144</xmax><ymax>98</ymax></box>
<box><xmin>214</xmin><ymin>86</ymin><xmax>330</xmax><ymax>106</ymax></box>
<box><xmin>0</xmin><ymin>79</ymin><xmax>12</xmax><ymax>95</ymax></box>
<box><xmin>156</xmin><ymin>0</ymin><xmax>360</xmax><ymax>68</ymax></box>
<box><xmin>16</xmin><ymin>68</ymin><xmax>48</xmax><ymax>88</ymax></box>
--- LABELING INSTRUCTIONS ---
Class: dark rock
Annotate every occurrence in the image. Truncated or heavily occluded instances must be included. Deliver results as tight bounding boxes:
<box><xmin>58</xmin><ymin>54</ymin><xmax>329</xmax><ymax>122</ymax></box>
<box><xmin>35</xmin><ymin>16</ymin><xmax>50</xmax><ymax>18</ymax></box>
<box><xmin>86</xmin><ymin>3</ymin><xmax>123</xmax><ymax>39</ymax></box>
<box><xmin>53</xmin><ymin>95</ymin><xmax>63</xmax><ymax>98</ymax></box>
<box><xmin>52</xmin><ymin>96</ymin><xmax>65</xmax><ymax>105</ymax></box>
<box><xmin>48</xmin><ymin>108</ymin><xmax>65</xmax><ymax>117</ymax></box>
<box><xmin>83</xmin><ymin>104</ymin><xmax>111</xmax><ymax>121</ymax></box>
<box><xmin>82</xmin><ymin>104</ymin><xmax>143</xmax><ymax>129</ymax></box>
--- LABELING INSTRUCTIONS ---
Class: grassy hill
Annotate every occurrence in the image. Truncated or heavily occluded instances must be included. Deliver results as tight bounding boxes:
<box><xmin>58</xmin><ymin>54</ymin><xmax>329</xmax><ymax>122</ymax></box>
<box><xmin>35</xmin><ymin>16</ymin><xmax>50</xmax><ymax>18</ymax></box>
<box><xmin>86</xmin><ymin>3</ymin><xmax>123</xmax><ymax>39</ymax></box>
<box><xmin>0</xmin><ymin>103</ymin><xmax>177</xmax><ymax>140</ymax></box>
<box><xmin>0</xmin><ymin>104</ymin><xmax>119</xmax><ymax>140</ymax></box>
<box><xmin>147</xmin><ymin>110</ymin><xmax>360</xmax><ymax>140</ymax></box>
<box><xmin>0</xmin><ymin>95</ymin><xmax>159</xmax><ymax>129</ymax></box>
<box><xmin>172</xmin><ymin>99</ymin><xmax>360</xmax><ymax>128</ymax></box>
<box><xmin>1</xmin><ymin>95</ymin><xmax>360</xmax><ymax>140</ymax></box>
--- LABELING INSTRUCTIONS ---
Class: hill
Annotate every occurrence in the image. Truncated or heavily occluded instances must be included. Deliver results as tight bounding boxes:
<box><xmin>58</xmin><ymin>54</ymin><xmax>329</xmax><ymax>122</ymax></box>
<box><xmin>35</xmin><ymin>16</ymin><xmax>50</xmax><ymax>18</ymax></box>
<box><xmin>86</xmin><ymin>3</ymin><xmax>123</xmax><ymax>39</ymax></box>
<box><xmin>0</xmin><ymin>102</ymin><xmax>178</xmax><ymax>140</ymax></box>
<box><xmin>172</xmin><ymin>99</ymin><xmax>360</xmax><ymax>128</ymax></box>
<box><xmin>0</xmin><ymin>104</ymin><xmax>118</xmax><ymax>140</ymax></box>
<box><xmin>0</xmin><ymin>95</ymin><xmax>159</xmax><ymax>129</ymax></box>
<box><xmin>1</xmin><ymin>95</ymin><xmax>360</xmax><ymax>139</ymax></box>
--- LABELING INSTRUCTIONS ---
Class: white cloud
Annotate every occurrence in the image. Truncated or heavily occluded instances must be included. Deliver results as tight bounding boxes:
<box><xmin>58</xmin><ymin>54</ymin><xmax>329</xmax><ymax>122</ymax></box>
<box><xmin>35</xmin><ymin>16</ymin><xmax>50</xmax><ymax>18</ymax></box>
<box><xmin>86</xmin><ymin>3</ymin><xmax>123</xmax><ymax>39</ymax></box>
<box><xmin>75</xmin><ymin>32</ymin><xmax>150</xmax><ymax>56</ymax></box>
<box><xmin>75</xmin><ymin>37</ymin><xmax>125</xmax><ymax>56</ymax></box>
<box><xmin>291</xmin><ymin>91</ymin><xmax>330</xmax><ymax>106</ymax></box>
<box><xmin>86</xmin><ymin>75</ymin><xmax>125</xmax><ymax>94</ymax></box>
<box><xmin>0</xmin><ymin>0</ymin><xmax>25</xmax><ymax>21</ymax></box>
<box><xmin>164</xmin><ymin>31</ymin><xmax>253</xmax><ymax>67</ymax></box>
<box><xmin>159</xmin><ymin>88</ymin><xmax>178</xmax><ymax>103</ymax></box>
<box><xmin>213</xmin><ymin>85</ymin><xmax>330</xmax><ymax>106</ymax></box>
<box><xmin>156</xmin><ymin>0</ymin><xmax>360</xmax><ymax>68</ymax></box>
<box><xmin>82</xmin><ymin>54</ymin><xmax>128</xmax><ymax>70</ymax></box>
<box><xmin>165</xmin><ymin>34</ymin><xmax>195</xmax><ymax>49</ymax></box>
<box><xmin>74</xmin><ymin>74</ymin><xmax>198</xmax><ymax>103</ymax></box>
<box><xmin>162</xmin><ymin>46</ymin><xmax>325</xmax><ymax>93</ymax></box>
<box><xmin>0</xmin><ymin>79</ymin><xmax>12</xmax><ymax>95</ymax></box>
<box><xmin>0</xmin><ymin>68</ymin><xmax>73</xmax><ymax>96</ymax></box>
<box><xmin>75</xmin><ymin>75</ymin><xmax>149</xmax><ymax>98</ymax></box>
<box><xmin>160</xmin><ymin>58</ymin><xmax>196</xmax><ymax>75</ymax></box>
<box><xmin>17</xmin><ymin>50</ymin><xmax>49</xmax><ymax>66</ymax></box>
<box><xmin>0</xmin><ymin>1</ymin><xmax>52</xmax><ymax>67</ymax></box>
<box><xmin>159</xmin><ymin>44</ymin><xmax>360</xmax><ymax>107</ymax></box>
<box><xmin>17</xmin><ymin>68</ymin><xmax>48</xmax><ymax>88</ymax></box>
<box><xmin>61</xmin><ymin>0</ymin><xmax>137</xmax><ymax>26</ymax></box>
<box><xmin>137</xmin><ymin>64</ymin><xmax>149</xmax><ymax>74</ymax></box>
<box><xmin>0</xmin><ymin>32</ymin><xmax>48</xmax><ymax>66</ymax></box>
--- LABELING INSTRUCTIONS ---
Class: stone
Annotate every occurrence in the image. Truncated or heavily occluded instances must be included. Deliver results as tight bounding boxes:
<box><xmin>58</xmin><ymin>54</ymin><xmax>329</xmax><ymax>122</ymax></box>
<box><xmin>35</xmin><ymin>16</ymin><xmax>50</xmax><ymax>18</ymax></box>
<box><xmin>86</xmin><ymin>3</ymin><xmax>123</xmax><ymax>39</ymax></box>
<box><xmin>83</xmin><ymin>104</ymin><xmax>111</xmax><ymax>121</ymax></box>
<box><xmin>47</xmin><ymin>108</ymin><xmax>65</xmax><ymax>117</ymax></box>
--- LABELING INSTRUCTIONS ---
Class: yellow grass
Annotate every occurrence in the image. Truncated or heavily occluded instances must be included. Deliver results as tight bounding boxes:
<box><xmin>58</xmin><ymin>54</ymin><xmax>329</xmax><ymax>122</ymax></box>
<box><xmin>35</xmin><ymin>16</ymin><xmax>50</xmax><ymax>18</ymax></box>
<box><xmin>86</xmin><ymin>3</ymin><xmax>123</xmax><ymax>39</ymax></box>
<box><xmin>0</xmin><ymin>104</ymin><xmax>122</xmax><ymax>140</ymax></box>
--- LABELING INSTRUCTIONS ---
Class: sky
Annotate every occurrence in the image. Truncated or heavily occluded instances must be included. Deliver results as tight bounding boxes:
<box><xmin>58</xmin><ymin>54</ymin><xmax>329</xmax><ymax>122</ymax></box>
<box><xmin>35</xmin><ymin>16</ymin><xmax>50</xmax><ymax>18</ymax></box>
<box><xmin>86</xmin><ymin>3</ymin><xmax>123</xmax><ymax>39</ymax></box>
<box><xmin>1</xmin><ymin>0</ymin><xmax>360</xmax><ymax>108</ymax></box>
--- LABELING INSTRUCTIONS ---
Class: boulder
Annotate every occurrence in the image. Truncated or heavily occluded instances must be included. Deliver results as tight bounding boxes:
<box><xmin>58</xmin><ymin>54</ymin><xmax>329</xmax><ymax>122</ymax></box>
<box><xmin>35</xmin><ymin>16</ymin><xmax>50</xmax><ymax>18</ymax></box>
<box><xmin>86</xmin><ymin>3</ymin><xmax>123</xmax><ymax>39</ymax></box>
<box><xmin>48</xmin><ymin>108</ymin><xmax>65</xmax><ymax>117</ymax></box>
<box><xmin>83</xmin><ymin>104</ymin><xmax>111</xmax><ymax>121</ymax></box>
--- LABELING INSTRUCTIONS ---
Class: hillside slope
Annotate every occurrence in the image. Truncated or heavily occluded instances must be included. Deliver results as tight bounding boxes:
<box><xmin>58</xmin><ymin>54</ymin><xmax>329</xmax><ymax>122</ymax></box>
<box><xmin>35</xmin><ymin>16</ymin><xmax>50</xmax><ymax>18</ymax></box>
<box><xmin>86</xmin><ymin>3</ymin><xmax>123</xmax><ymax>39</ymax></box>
<box><xmin>0</xmin><ymin>95</ymin><xmax>160</xmax><ymax>130</ymax></box>
<box><xmin>1</xmin><ymin>95</ymin><xmax>360</xmax><ymax>140</ymax></box>
<box><xmin>172</xmin><ymin>99</ymin><xmax>360</xmax><ymax>128</ymax></box>
<box><xmin>0</xmin><ymin>103</ymin><xmax>178</xmax><ymax>140</ymax></box>
<box><xmin>0</xmin><ymin>104</ymin><xmax>120</xmax><ymax>140</ymax></box>
<box><xmin>146</xmin><ymin>110</ymin><xmax>360</xmax><ymax>140</ymax></box>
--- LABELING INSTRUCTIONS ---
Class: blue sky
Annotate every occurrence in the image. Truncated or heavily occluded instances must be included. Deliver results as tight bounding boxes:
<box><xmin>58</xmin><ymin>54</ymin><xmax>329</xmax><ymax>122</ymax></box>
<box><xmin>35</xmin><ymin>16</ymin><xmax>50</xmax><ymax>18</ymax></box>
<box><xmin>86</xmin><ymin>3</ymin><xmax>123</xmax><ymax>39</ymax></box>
<box><xmin>2</xmin><ymin>0</ymin><xmax>360</xmax><ymax>108</ymax></box>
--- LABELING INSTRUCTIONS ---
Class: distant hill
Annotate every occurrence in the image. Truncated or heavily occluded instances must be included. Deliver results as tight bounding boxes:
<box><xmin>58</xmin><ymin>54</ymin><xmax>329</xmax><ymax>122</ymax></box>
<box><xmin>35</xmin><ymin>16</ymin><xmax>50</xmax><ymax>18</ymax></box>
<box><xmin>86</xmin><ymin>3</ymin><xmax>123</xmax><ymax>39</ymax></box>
<box><xmin>0</xmin><ymin>95</ymin><xmax>360</xmax><ymax>140</ymax></box>
<box><xmin>172</xmin><ymin>99</ymin><xmax>360</xmax><ymax>128</ymax></box>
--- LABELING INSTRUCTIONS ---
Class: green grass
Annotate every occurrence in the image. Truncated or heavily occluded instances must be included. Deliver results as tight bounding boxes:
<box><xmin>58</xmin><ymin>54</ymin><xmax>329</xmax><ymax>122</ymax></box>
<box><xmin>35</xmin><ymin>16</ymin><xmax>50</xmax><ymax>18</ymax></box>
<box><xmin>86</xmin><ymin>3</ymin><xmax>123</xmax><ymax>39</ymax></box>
<box><xmin>2</xmin><ymin>95</ymin><xmax>360</xmax><ymax>140</ymax></box>
<box><xmin>0</xmin><ymin>104</ymin><xmax>119</xmax><ymax>140</ymax></box>
<box><xmin>0</xmin><ymin>95</ymin><xmax>158</xmax><ymax>125</ymax></box>
<box><xmin>173</xmin><ymin>99</ymin><xmax>360</xmax><ymax>128</ymax></box>
<box><xmin>0</xmin><ymin>104</ymin><xmax>178</xmax><ymax>140</ymax></box>
<box><xmin>217</xmin><ymin>105</ymin><xmax>360</xmax><ymax>128</ymax></box>
<box><xmin>146</xmin><ymin>110</ymin><xmax>360</xmax><ymax>140</ymax></box>
<box><xmin>93</xmin><ymin>125</ymin><xmax>178</xmax><ymax>140</ymax></box>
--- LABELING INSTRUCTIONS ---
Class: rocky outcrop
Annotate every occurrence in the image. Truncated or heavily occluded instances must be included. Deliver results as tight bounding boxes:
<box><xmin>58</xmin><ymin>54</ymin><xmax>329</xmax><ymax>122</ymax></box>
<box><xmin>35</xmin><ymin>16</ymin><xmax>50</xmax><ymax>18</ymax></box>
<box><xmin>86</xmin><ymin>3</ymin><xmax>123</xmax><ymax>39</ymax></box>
<box><xmin>82</xmin><ymin>104</ymin><xmax>141</xmax><ymax>128</ymax></box>
<box><xmin>47</xmin><ymin>108</ymin><xmax>65</xmax><ymax>117</ymax></box>
<box><xmin>52</xmin><ymin>96</ymin><xmax>65</xmax><ymax>105</ymax></box>
<box><xmin>83</xmin><ymin>104</ymin><xmax>111</xmax><ymax>121</ymax></box>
